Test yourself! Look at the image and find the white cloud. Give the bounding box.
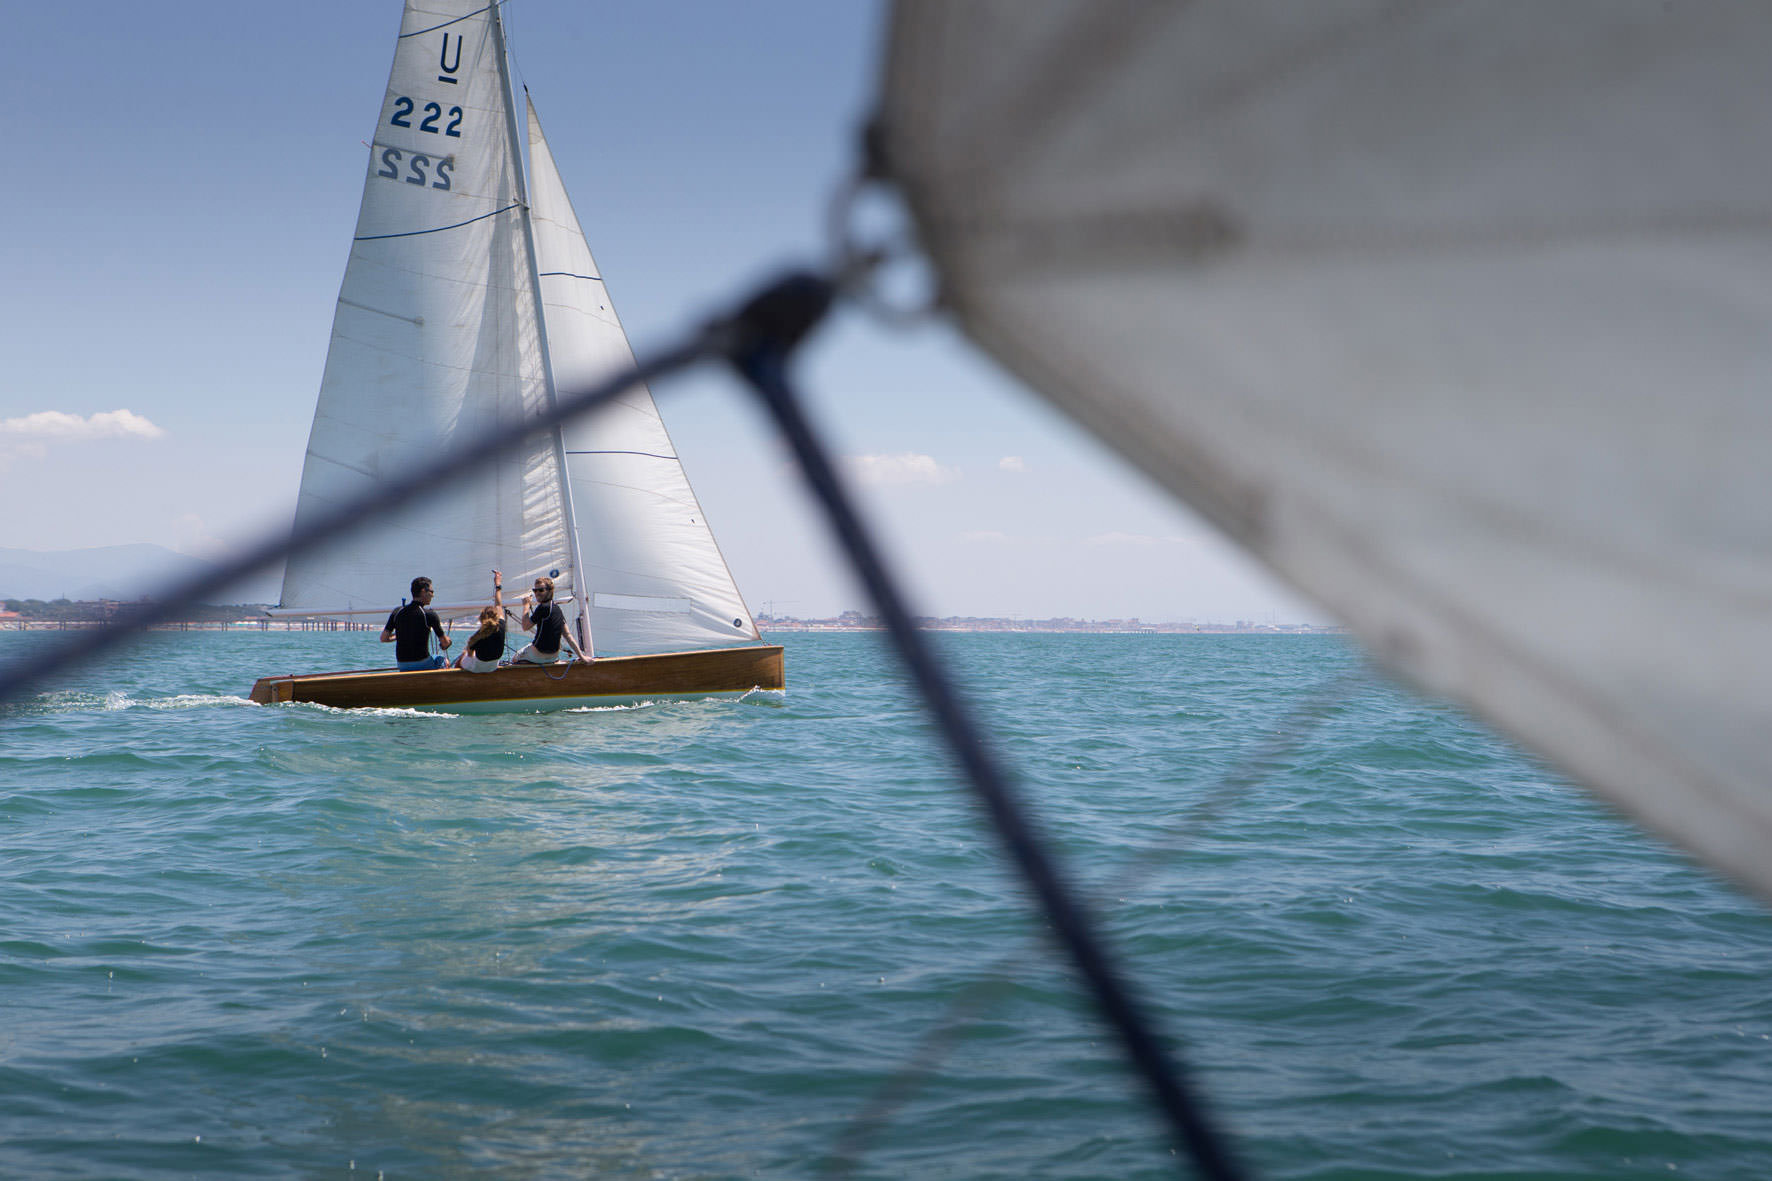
[0,409,166,467]
[847,452,960,487]
[174,513,230,560]
[0,409,165,442]
[997,455,1027,473]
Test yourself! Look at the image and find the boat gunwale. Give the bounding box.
[248,644,784,707]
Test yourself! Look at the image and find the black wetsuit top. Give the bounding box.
[469,619,507,662]
[385,602,445,663]
[528,601,566,654]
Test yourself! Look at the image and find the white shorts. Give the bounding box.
[458,650,500,673]
[513,643,561,665]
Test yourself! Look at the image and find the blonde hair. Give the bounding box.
[467,605,503,647]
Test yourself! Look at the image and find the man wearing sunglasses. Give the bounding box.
[514,575,585,665]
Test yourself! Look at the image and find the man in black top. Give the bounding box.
[380,575,452,670]
[514,574,585,664]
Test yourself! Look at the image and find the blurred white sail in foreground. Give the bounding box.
[878,0,1772,896]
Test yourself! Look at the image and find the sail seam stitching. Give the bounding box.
[398,5,496,38]
[354,203,520,242]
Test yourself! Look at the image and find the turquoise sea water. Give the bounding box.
[3,630,1769,1179]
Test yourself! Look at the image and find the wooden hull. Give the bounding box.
[248,645,784,713]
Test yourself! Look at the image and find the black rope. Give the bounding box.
[723,271,1248,1181]
[0,335,719,711]
[828,672,1361,1174]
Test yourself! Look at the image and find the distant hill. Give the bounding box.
[0,544,282,605]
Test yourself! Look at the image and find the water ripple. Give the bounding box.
[0,631,1768,1177]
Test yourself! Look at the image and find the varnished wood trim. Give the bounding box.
[249,645,784,711]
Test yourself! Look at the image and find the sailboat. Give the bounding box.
[249,0,781,712]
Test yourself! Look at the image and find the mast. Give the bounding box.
[490,0,595,656]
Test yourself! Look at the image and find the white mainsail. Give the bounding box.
[879,2,1772,898]
[282,0,568,622]
[526,98,760,656]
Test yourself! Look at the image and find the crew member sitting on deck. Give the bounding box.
[455,569,508,673]
[380,576,451,670]
[514,575,583,665]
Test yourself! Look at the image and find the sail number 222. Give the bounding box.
[391,98,463,137]
[378,95,462,191]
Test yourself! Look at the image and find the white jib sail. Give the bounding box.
[525,98,761,655]
[280,0,570,622]
[880,1,1772,899]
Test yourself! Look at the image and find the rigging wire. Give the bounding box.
[824,671,1365,1176]
[725,271,1248,1181]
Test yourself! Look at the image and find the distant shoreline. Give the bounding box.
[0,619,376,633]
[0,618,1342,636]
[0,600,1338,636]
[757,614,1340,635]
[763,624,1343,635]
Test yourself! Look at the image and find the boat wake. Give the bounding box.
[563,700,662,714]
[141,693,257,711]
[296,702,459,719]
[18,690,256,714]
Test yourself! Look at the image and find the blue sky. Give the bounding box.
[1,1,1318,624]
